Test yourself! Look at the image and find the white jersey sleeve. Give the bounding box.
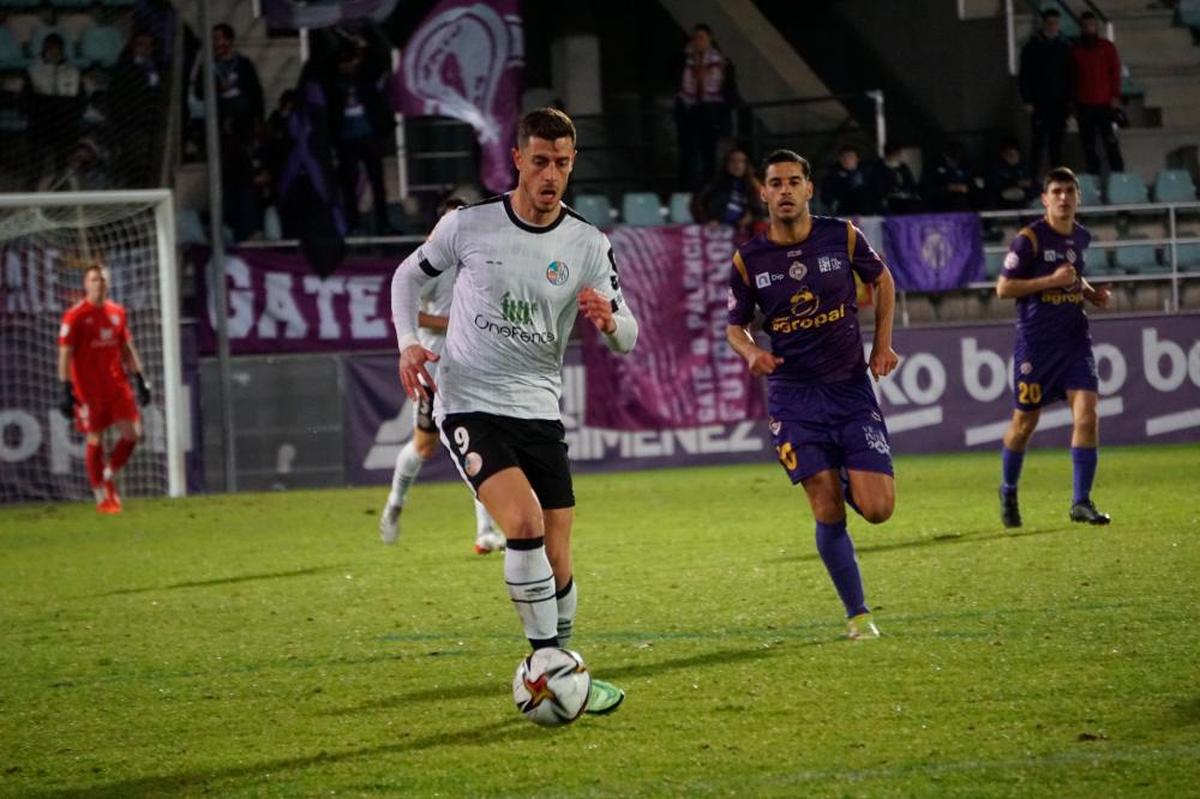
[589,232,638,353]
[391,211,461,351]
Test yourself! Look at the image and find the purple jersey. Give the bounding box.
[1002,218,1092,346]
[727,216,885,386]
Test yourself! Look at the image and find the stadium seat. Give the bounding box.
[1171,234,1200,269]
[1113,239,1163,274]
[176,209,208,245]
[571,194,614,227]
[668,192,693,224]
[1153,169,1197,203]
[621,192,663,227]
[0,28,28,70]
[4,15,42,48]
[56,15,97,46]
[30,27,71,63]
[1180,0,1200,29]
[0,107,28,133]
[1077,173,1102,207]
[263,206,283,241]
[1106,172,1148,205]
[984,250,1005,280]
[79,25,123,69]
[49,0,93,7]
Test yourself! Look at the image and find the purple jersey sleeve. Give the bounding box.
[727,250,756,326]
[1002,229,1037,279]
[848,223,885,283]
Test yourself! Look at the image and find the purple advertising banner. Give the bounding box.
[582,224,765,430]
[390,0,523,194]
[342,314,1200,485]
[881,213,986,292]
[193,247,405,355]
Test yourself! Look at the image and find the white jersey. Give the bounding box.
[417,264,456,356]
[392,193,637,421]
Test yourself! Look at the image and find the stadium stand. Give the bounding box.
[621,192,663,227]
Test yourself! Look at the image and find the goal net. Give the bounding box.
[0,190,183,504]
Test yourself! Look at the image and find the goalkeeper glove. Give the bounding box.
[59,381,76,419]
[134,372,152,406]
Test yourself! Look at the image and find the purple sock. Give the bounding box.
[1071,446,1098,504]
[1001,447,1025,495]
[815,520,868,618]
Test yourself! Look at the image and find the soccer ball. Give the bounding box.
[512,647,591,726]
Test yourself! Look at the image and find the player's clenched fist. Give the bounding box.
[577,288,616,334]
[744,346,785,376]
[398,344,439,402]
[1050,263,1077,288]
[869,345,900,380]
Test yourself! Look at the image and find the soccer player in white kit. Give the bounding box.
[390,108,638,715]
[379,196,503,553]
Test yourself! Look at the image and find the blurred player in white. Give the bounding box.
[390,108,637,715]
[379,196,502,553]
[57,264,152,513]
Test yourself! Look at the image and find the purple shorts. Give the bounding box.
[1012,338,1098,411]
[767,374,894,485]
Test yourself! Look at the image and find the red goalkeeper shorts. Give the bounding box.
[76,391,139,434]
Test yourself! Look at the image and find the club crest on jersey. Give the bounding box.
[1020,361,1033,376]
[1003,252,1020,271]
[863,425,890,455]
[546,261,569,286]
[1066,249,1077,264]
[464,452,483,477]
[788,261,808,281]
[755,272,771,289]
[727,288,738,310]
[109,314,120,326]
[769,418,782,435]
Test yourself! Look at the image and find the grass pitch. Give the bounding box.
[1,445,1198,798]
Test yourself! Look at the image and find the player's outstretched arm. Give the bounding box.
[996,264,1077,299]
[726,324,783,376]
[868,265,900,380]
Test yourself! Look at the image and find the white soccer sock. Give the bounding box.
[474,499,495,536]
[504,538,559,648]
[556,577,577,648]
[387,440,424,508]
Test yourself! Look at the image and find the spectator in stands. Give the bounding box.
[691,147,765,233]
[325,39,394,235]
[871,142,922,215]
[24,33,83,185]
[37,137,108,192]
[922,140,976,212]
[675,23,735,192]
[192,23,265,139]
[110,31,166,187]
[821,143,874,215]
[1019,8,1072,177]
[986,138,1038,210]
[1071,12,1125,175]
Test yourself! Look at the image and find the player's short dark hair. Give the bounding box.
[692,23,713,36]
[439,195,467,215]
[883,141,903,157]
[42,33,64,53]
[838,143,860,156]
[762,149,811,179]
[83,263,105,280]
[1042,166,1079,192]
[1080,11,1097,22]
[1040,7,1060,19]
[213,23,235,40]
[517,107,576,147]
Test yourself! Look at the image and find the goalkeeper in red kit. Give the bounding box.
[57,265,152,513]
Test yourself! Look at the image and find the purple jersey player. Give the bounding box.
[726,149,900,640]
[996,166,1113,528]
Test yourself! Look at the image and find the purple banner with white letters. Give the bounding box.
[390,0,523,194]
[340,314,1200,485]
[582,224,766,430]
[882,213,985,292]
[192,247,411,355]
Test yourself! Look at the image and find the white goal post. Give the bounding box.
[0,189,185,502]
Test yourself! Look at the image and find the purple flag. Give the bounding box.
[882,213,985,292]
[261,0,399,30]
[582,225,766,430]
[390,0,524,194]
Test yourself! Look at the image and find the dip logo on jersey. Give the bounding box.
[788,261,807,281]
[546,261,569,286]
[501,292,535,326]
[475,292,556,344]
[769,287,846,334]
[863,425,890,455]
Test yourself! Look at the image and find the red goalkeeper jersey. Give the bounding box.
[58,300,133,404]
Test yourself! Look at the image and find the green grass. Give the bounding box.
[1,445,1199,798]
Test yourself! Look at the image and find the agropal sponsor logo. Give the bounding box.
[769,287,846,334]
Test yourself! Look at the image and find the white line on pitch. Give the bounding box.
[1146,408,1200,436]
[964,396,1125,446]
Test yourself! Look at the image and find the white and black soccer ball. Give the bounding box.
[512,647,591,726]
